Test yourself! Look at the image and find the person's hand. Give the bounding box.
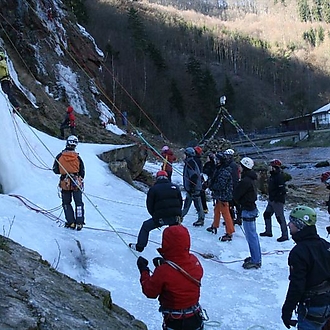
[191,191,200,198]
[153,257,165,267]
[137,256,149,273]
[282,311,297,329]
[283,319,297,329]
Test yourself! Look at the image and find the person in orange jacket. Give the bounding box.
[161,145,177,181]
[60,106,76,139]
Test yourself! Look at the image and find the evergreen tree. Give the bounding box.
[169,79,184,116]
[298,0,312,22]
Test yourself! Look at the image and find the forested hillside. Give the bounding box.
[70,0,328,142]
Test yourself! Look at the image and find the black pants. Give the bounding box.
[136,216,179,251]
[62,189,84,225]
[60,125,76,138]
[163,313,204,330]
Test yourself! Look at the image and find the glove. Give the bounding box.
[137,256,149,273]
[282,319,297,329]
[281,311,297,329]
[153,257,165,267]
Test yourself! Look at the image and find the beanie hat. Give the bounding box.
[67,106,74,113]
[289,216,307,231]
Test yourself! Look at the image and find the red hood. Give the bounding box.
[158,225,190,261]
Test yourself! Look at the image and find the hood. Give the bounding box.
[158,225,190,261]
[242,169,257,180]
[67,106,74,113]
[292,224,319,243]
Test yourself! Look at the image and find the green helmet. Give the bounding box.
[289,205,317,228]
[0,51,5,58]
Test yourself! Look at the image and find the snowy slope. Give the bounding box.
[1,91,330,330]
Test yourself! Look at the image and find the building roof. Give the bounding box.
[312,103,330,115]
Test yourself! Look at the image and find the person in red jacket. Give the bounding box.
[60,106,76,139]
[161,145,177,181]
[136,225,204,330]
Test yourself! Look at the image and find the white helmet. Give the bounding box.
[161,145,169,152]
[66,135,78,148]
[240,157,254,169]
[224,148,235,155]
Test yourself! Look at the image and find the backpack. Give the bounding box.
[58,151,80,175]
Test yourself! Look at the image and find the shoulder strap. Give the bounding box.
[165,260,201,287]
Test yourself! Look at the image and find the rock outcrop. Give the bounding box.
[0,235,146,330]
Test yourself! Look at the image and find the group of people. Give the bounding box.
[131,145,330,329]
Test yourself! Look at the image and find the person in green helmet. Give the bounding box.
[282,205,330,329]
[0,50,20,111]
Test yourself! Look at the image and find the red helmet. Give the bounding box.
[321,171,330,183]
[270,159,282,167]
[156,170,168,178]
[194,146,203,155]
[67,106,74,113]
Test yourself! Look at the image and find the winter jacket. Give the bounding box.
[228,159,240,189]
[183,156,202,193]
[146,177,183,220]
[161,149,176,173]
[209,164,233,202]
[203,159,215,179]
[0,58,9,81]
[53,148,85,179]
[282,226,330,320]
[60,111,75,129]
[140,225,203,310]
[233,169,258,211]
[194,155,203,172]
[268,168,286,203]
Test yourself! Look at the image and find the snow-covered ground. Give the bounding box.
[1,91,330,330]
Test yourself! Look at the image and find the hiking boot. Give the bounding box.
[129,243,144,252]
[76,224,83,231]
[220,233,232,242]
[65,222,76,229]
[193,219,204,227]
[243,261,261,269]
[259,232,273,237]
[277,236,289,242]
[244,256,252,263]
[206,226,217,234]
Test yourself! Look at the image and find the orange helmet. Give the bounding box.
[156,170,168,178]
[270,159,282,167]
[194,146,203,155]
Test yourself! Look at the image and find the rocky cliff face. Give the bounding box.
[0,0,154,188]
[0,0,125,143]
[0,235,146,329]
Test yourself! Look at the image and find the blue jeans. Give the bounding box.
[242,208,261,264]
[297,304,330,329]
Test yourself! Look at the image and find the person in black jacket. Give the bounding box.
[182,147,204,227]
[53,135,85,230]
[260,159,289,242]
[129,170,183,252]
[233,157,261,269]
[282,205,330,329]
